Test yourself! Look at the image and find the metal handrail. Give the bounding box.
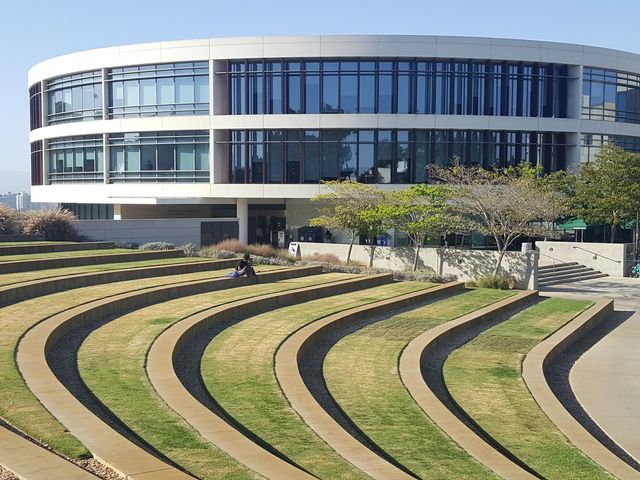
[571,245,621,264]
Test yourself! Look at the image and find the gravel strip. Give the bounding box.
[0,418,123,480]
[546,310,640,471]
[0,465,17,480]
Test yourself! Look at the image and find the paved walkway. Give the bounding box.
[542,277,640,463]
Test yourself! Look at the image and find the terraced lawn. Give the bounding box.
[201,281,433,480]
[78,273,360,480]
[1,265,281,458]
[0,248,135,262]
[443,298,611,480]
[324,288,514,480]
[0,256,212,287]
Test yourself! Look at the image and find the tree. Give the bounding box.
[310,181,384,265]
[430,162,567,279]
[378,184,456,270]
[570,144,640,243]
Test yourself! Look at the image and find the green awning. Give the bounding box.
[557,218,588,230]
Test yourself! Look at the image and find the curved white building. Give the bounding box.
[28,35,640,245]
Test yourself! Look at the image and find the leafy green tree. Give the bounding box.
[310,181,384,265]
[570,144,640,243]
[377,184,456,270]
[430,163,567,279]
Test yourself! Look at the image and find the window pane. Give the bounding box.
[195,76,209,104]
[141,145,156,170]
[126,145,140,171]
[340,74,357,113]
[378,72,392,114]
[322,73,339,113]
[359,74,375,113]
[287,65,301,113]
[304,130,320,182]
[195,143,209,171]
[305,65,319,113]
[177,144,194,170]
[124,80,139,106]
[158,77,175,105]
[141,79,156,106]
[158,144,174,170]
[175,77,194,103]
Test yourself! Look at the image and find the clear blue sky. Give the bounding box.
[1,0,639,192]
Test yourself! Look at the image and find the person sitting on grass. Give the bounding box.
[226,253,256,278]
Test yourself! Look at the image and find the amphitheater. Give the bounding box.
[0,241,638,480]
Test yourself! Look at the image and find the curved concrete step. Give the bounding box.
[0,249,183,274]
[275,281,464,480]
[147,273,394,480]
[16,266,320,480]
[0,258,239,306]
[399,291,540,480]
[0,241,115,256]
[522,300,640,479]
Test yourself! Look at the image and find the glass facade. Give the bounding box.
[228,59,568,117]
[582,68,640,123]
[108,131,209,182]
[226,129,567,184]
[29,83,42,130]
[31,141,43,186]
[581,133,640,163]
[47,136,104,183]
[45,71,102,125]
[108,63,209,118]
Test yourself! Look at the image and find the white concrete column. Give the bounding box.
[237,197,248,244]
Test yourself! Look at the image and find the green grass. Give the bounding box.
[443,298,612,480]
[201,282,431,480]
[0,248,138,263]
[201,281,433,480]
[78,273,360,480]
[324,288,514,480]
[0,256,211,287]
[0,265,280,458]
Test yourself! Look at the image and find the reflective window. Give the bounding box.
[226,129,567,183]
[47,135,103,183]
[45,71,102,125]
[227,58,568,118]
[580,133,640,163]
[108,131,209,182]
[582,67,640,124]
[29,83,42,130]
[108,62,209,118]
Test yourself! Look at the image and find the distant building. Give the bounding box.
[27,35,640,245]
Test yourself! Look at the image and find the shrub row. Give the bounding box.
[0,206,77,241]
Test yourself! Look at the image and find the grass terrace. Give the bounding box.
[0,256,210,287]
[443,297,612,480]
[201,281,433,480]
[78,273,361,480]
[0,264,281,458]
[0,248,144,263]
[323,288,514,480]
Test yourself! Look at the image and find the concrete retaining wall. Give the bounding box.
[0,241,115,256]
[536,241,634,277]
[74,218,235,248]
[296,242,537,289]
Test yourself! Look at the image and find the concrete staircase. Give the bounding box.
[538,262,608,288]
